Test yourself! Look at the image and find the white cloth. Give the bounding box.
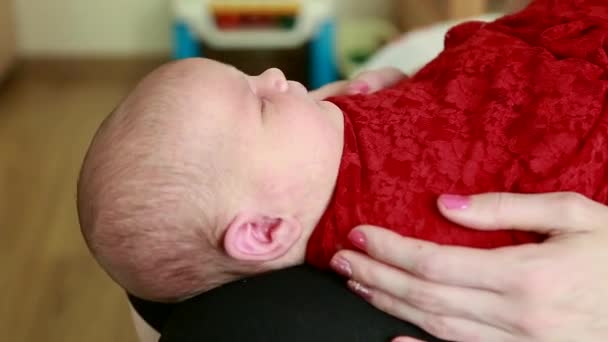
[353,13,503,76]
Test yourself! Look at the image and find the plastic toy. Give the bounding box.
[171,0,338,89]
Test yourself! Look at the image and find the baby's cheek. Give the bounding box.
[276,99,338,146]
[300,115,332,141]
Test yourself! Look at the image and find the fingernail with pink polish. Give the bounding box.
[347,81,370,95]
[348,230,367,250]
[329,256,352,277]
[393,338,425,342]
[347,280,372,300]
[439,194,471,210]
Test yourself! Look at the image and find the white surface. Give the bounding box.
[355,13,503,77]
[14,0,395,56]
[173,0,334,49]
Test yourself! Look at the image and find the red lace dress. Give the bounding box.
[307,0,608,268]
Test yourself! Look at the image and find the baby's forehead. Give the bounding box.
[180,64,252,111]
[138,61,241,107]
[134,59,241,99]
[168,64,248,105]
[108,59,251,148]
[183,59,243,83]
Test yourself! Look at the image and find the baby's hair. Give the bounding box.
[77,61,247,301]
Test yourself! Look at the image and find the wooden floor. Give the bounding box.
[0,58,167,342]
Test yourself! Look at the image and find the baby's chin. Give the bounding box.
[318,100,344,130]
[314,98,336,113]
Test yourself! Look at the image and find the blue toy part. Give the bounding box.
[309,19,338,89]
[173,21,202,59]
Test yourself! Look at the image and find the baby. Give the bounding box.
[78,0,608,302]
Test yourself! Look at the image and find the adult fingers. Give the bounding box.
[332,249,514,329]
[348,67,408,94]
[346,226,514,290]
[437,192,605,235]
[352,284,515,342]
[392,338,425,342]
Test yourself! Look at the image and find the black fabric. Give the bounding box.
[132,265,448,342]
[128,293,175,333]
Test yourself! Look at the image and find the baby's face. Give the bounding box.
[194,59,344,222]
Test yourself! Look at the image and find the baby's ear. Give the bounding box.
[223,213,302,262]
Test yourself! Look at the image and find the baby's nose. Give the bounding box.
[256,68,288,94]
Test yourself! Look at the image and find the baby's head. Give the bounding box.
[77,58,343,302]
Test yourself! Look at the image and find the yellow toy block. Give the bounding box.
[210,1,300,16]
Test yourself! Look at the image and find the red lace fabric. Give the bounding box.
[306,0,608,268]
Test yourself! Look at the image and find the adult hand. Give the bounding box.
[330,192,608,342]
[347,67,407,94]
[309,67,406,100]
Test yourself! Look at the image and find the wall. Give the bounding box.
[335,0,398,23]
[0,0,17,74]
[15,0,172,57]
[14,0,395,57]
